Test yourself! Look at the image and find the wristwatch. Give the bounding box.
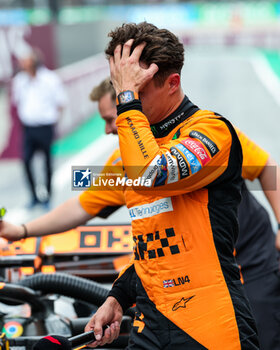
[117,90,139,105]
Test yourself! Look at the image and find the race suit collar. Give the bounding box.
[150,95,199,138]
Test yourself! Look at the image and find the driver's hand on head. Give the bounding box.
[109,39,159,95]
[85,296,123,348]
[0,221,25,241]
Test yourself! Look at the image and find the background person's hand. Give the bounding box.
[85,296,123,348]
[0,221,25,241]
[110,39,158,95]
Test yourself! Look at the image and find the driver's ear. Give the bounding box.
[167,73,180,95]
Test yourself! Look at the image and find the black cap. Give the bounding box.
[32,335,72,350]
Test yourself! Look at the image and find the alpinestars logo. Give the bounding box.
[172,295,195,311]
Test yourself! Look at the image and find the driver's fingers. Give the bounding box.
[121,39,134,59]
[113,320,120,335]
[85,319,102,348]
[99,326,111,346]
[92,321,103,342]
[85,318,95,333]
[130,42,146,62]
[109,57,116,78]
[145,63,159,80]
[109,321,120,343]
[99,322,120,346]
[113,44,122,65]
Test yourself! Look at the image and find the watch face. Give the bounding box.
[119,91,134,104]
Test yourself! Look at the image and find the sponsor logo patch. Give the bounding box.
[126,116,149,159]
[159,112,185,131]
[172,296,195,311]
[189,130,219,156]
[142,155,161,185]
[172,128,181,140]
[133,312,145,333]
[174,144,202,175]
[170,146,190,179]
[154,155,168,187]
[180,138,211,166]
[165,151,179,184]
[129,197,173,221]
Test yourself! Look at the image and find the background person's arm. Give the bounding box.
[259,156,280,249]
[0,197,92,241]
[236,126,280,250]
[0,149,125,242]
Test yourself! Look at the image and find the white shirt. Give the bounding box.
[12,66,67,126]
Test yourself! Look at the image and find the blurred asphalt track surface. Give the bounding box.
[0,46,279,229]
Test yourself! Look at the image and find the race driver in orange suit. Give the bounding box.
[85,22,260,349]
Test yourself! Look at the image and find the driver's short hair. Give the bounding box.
[105,22,184,87]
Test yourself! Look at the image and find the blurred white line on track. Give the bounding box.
[250,53,280,108]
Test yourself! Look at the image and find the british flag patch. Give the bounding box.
[163,279,174,288]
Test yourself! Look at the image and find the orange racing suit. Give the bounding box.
[80,96,259,349]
